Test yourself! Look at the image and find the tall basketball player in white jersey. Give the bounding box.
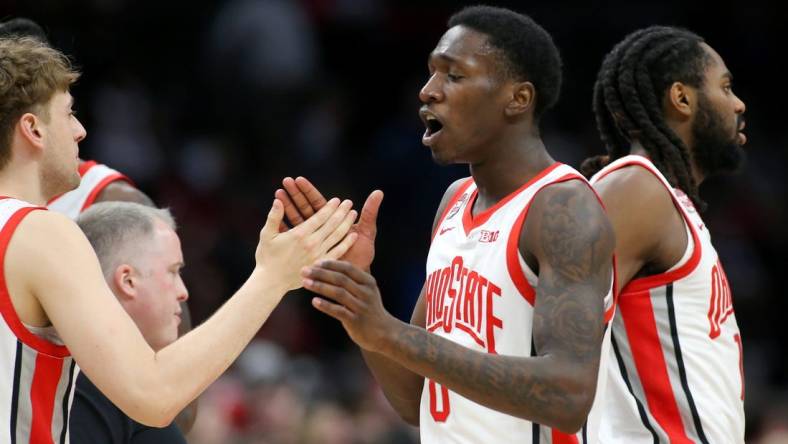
[279,6,615,443]
[0,37,358,443]
[580,26,747,443]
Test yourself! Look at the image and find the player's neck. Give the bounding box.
[629,141,706,184]
[665,119,707,184]
[468,132,554,210]
[0,163,48,205]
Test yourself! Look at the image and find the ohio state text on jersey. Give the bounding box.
[419,163,615,444]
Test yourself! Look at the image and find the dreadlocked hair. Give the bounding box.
[580,26,711,211]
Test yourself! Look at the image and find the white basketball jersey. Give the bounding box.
[419,163,615,444]
[47,160,130,219]
[591,155,745,444]
[0,198,79,444]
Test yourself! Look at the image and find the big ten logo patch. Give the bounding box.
[479,230,499,243]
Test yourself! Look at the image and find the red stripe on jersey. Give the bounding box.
[29,353,64,444]
[552,429,580,444]
[80,173,131,212]
[77,160,98,177]
[0,207,70,357]
[607,255,619,324]
[431,178,474,242]
[620,288,694,443]
[505,173,584,306]
[506,202,536,305]
[462,163,561,236]
[734,334,745,400]
[594,158,702,294]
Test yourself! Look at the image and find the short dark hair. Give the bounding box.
[0,18,49,44]
[448,5,562,119]
[580,26,710,210]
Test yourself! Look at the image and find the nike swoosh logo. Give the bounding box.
[440,227,455,235]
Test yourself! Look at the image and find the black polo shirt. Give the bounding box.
[69,373,187,444]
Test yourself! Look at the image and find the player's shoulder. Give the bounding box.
[443,177,471,199]
[12,208,87,251]
[523,177,615,263]
[432,177,471,225]
[429,177,471,234]
[593,163,674,217]
[594,163,667,198]
[531,177,603,216]
[435,177,471,213]
[4,209,95,290]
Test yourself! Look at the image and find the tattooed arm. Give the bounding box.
[302,180,614,432]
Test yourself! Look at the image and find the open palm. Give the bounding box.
[276,177,383,271]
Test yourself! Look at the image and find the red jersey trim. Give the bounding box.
[595,158,702,295]
[431,178,474,242]
[0,206,71,357]
[48,161,132,208]
[78,160,98,177]
[607,255,619,323]
[80,173,131,212]
[462,163,561,236]
[505,173,584,306]
[619,288,694,443]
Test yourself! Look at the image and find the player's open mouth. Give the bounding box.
[420,109,444,145]
[737,121,746,145]
[425,116,443,135]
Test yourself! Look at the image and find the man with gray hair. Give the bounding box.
[70,201,189,442]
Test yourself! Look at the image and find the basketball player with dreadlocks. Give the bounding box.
[580,26,747,443]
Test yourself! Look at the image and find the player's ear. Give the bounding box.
[505,81,535,118]
[666,81,694,120]
[17,112,46,150]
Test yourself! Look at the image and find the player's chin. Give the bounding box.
[429,144,460,166]
[430,150,452,166]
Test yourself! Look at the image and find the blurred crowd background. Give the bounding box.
[2,0,785,442]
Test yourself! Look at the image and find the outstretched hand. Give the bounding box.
[276,177,383,271]
[257,198,357,291]
[302,260,399,352]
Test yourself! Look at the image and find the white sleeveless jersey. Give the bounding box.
[0,198,79,444]
[591,155,744,444]
[419,163,615,444]
[47,160,130,219]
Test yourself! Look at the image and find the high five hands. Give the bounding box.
[277,177,397,351]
